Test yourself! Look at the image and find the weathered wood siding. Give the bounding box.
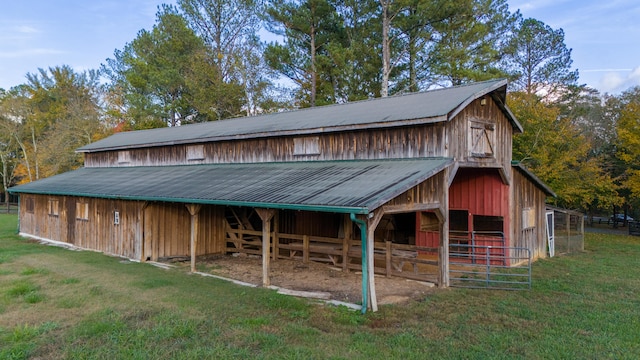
[84,123,448,167]
[382,170,447,210]
[449,97,514,180]
[18,195,226,262]
[142,203,226,261]
[511,169,548,260]
[19,194,144,260]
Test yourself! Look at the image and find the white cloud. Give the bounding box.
[15,25,39,34]
[598,67,640,93]
[0,48,64,59]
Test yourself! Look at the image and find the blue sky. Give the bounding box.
[1,0,638,94]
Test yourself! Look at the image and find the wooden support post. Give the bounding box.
[303,235,310,263]
[272,211,279,261]
[186,204,202,273]
[367,210,384,312]
[435,173,450,287]
[342,214,352,272]
[385,241,392,277]
[255,208,275,287]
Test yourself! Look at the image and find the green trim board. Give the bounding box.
[10,158,453,214]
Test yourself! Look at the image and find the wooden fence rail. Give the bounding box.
[225,228,439,283]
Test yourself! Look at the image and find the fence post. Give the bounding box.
[486,247,491,287]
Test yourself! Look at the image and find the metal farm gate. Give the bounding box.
[449,243,532,290]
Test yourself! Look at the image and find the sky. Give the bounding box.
[0,0,639,94]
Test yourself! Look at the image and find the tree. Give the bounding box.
[264,0,346,107]
[505,18,579,98]
[510,92,618,210]
[23,66,104,177]
[0,66,105,182]
[0,91,21,206]
[178,0,262,82]
[616,87,640,200]
[428,0,518,86]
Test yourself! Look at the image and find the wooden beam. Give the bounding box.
[342,214,352,272]
[382,202,440,214]
[367,210,384,312]
[438,169,450,287]
[272,211,279,261]
[186,204,202,273]
[255,208,276,287]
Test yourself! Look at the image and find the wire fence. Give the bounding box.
[550,208,584,254]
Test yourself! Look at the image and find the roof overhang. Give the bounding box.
[512,162,556,197]
[10,158,454,215]
[447,79,523,133]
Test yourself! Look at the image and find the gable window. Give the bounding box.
[25,197,35,214]
[76,202,89,221]
[187,145,205,161]
[293,137,320,156]
[117,151,131,164]
[469,121,495,158]
[48,199,59,217]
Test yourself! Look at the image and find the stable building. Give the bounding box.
[9,79,554,312]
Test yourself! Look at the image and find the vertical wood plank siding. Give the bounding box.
[511,170,548,260]
[18,195,226,262]
[19,194,144,260]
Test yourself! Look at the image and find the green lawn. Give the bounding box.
[1,213,639,359]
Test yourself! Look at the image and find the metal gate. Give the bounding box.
[449,244,531,290]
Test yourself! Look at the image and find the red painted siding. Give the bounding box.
[417,168,510,250]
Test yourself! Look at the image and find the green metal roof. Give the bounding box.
[10,158,453,214]
[78,79,521,153]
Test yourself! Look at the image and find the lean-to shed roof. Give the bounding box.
[10,158,453,214]
[78,79,521,153]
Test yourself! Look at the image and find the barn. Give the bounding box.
[9,79,554,312]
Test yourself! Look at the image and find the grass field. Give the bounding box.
[1,213,639,359]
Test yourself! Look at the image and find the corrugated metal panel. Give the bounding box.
[78,80,512,152]
[10,158,453,214]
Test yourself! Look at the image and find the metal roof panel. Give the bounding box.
[10,158,453,213]
[78,79,511,152]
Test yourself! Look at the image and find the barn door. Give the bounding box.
[469,121,495,157]
[545,211,555,257]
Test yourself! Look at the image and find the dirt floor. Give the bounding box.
[186,254,436,306]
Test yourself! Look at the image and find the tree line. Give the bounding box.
[1,0,639,218]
